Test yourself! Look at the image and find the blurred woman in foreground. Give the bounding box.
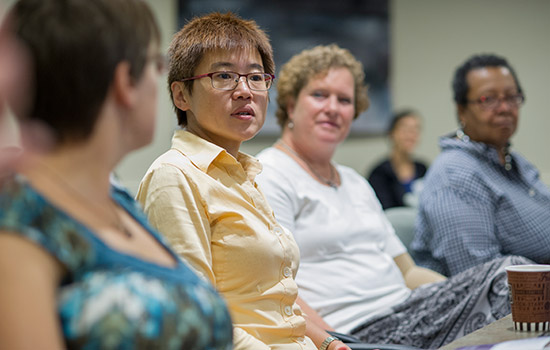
[0,1,232,349]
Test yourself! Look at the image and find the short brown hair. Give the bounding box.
[168,12,274,126]
[276,44,369,128]
[11,0,160,144]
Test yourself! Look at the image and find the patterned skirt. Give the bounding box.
[351,255,532,349]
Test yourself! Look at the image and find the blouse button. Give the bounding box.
[297,337,306,345]
[529,188,536,197]
[284,305,293,316]
[273,227,283,236]
[283,266,292,278]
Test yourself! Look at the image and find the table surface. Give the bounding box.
[439,314,547,349]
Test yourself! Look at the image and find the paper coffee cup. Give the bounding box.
[506,264,550,331]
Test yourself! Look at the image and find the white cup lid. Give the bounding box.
[505,264,550,272]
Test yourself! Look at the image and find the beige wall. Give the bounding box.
[3,0,549,192]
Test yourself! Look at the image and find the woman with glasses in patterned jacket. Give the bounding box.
[411,54,550,277]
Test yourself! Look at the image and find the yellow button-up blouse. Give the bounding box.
[136,130,315,350]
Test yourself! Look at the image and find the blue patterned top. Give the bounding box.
[0,175,233,350]
[411,136,550,276]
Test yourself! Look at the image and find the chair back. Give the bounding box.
[384,206,417,250]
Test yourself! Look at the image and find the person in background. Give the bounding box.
[367,110,427,209]
[0,1,232,349]
[136,12,345,350]
[256,44,531,349]
[411,54,550,277]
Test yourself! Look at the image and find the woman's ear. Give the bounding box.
[171,81,191,111]
[286,98,295,120]
[112,61,136,107]
[113,61,136,106]
[457,105,467,127]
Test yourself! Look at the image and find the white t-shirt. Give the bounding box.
[256,147,411,333]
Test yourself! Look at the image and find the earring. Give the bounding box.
[456,127,470,142]
[287,120,294,129]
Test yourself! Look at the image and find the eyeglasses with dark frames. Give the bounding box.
[180,71,275,91]
[467,93,525,110]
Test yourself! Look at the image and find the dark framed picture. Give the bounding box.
[177,0,390,137]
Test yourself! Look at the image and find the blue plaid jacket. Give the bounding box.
[411,135,550,276]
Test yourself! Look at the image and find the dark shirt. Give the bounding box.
[367,159,427,210]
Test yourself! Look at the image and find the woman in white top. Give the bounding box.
[256,44,530,349]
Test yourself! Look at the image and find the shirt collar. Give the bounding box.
[171,129,262,181]
[439,134,513,169]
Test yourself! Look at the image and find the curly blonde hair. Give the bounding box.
[276,44,369,128]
